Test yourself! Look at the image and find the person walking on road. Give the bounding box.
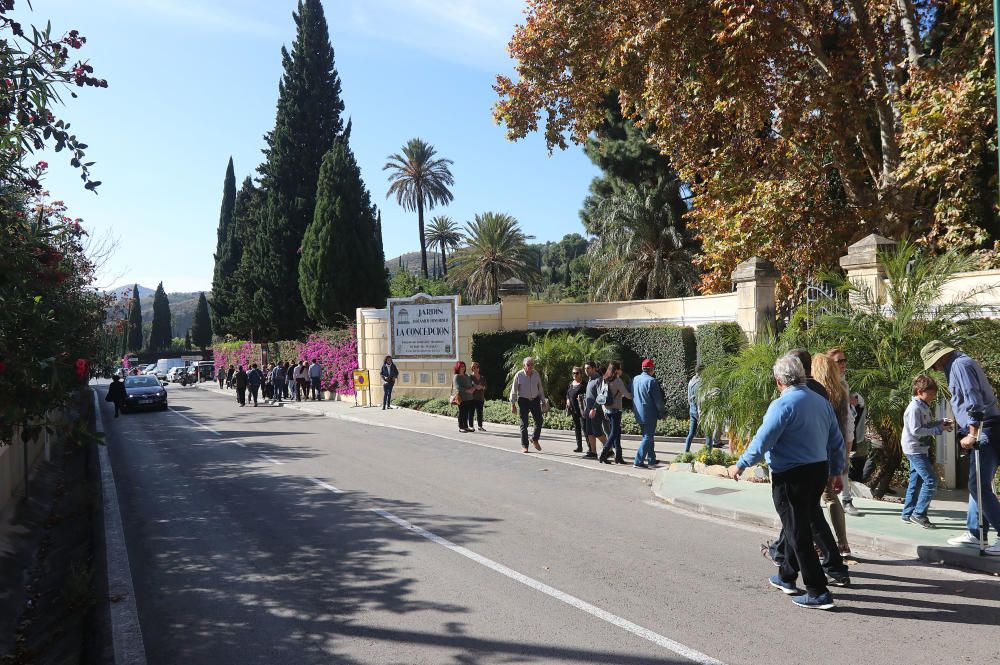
[453,361,475,433]
[380,355,399,410]
[599,361,631,465]
[510,356,546,452]
[582,361,607,459]
[226,364,235,390]
[247,363,263,407]
[270,363,285,404]
[106,374,126,418]
[632,359,665,468]
[828,347,864,517]
[922,340,1000,554]
[812,352,853,556]
[566,366,587,452]
[734,353,846,610]
[234,365,248,407]
[217,366,225,390]
[683,365,713,452]
[468,362,487,431]
[281,361,292,400]
[308,358,322,401]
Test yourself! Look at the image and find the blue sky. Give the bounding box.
[22,0,599,293]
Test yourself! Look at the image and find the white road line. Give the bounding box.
[259,454,284,465]
[306,477,344,494]
[370,507,728,665]
[167,406,221,436]
[92,389,148,665]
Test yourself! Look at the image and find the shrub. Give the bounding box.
[673,447,737,466]
[695,322,745,367]
[505,330,620,402]
[471,330,530,399]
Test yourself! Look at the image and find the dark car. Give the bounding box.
[123,375,168,412]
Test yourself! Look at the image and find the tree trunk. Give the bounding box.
[868,427,902,498]
[417,194,429,279]
[441,244,448,277]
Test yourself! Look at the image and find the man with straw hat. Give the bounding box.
[921,340,1000,555]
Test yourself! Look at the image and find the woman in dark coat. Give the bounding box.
[106,374,127,418]
[234,365,248,407]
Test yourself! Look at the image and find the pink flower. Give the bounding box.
[36,161,48,170]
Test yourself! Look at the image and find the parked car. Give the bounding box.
[155,358,186,380]
[122,375,168,412]
[166,367,187,383]
[142,364,158,375]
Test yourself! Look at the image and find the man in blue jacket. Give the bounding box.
[735,352,846,610]
[632,358,665,468]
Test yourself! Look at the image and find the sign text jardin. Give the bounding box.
[388,294,458,361]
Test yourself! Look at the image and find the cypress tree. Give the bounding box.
[125,284,143,353]
[210,158,238,333]
[250,0,345,339]
[148,282,172,351]
[230,177,267,339]
[190,292,214,350]
[299,140,387,326]
[184,330,192,351]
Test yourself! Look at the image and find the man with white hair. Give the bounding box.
[735,353,846,610]
[510,356,546,453]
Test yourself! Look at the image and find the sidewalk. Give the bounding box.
[651,469,1000,575]
[194,382,999,575]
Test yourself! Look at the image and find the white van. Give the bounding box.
[155,358,186,380]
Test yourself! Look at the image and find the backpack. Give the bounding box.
[596,380,609,406]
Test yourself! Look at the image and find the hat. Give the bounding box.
[641,358,655,370]
[921,340,955,370]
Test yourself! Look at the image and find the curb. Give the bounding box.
[651,469,1000,576]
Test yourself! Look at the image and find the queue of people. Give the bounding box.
[220,359,327,406]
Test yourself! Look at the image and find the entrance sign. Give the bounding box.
[388,293,459,361]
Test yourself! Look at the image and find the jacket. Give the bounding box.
[632,372,665,423]
[380,362,399,384]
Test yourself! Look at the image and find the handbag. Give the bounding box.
[450,392,462,406]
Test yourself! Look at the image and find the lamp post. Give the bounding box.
[995,0,1000,202]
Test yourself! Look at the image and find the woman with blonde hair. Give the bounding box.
[812,351,852,555]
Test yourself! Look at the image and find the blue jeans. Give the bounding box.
[634,419,657,465]
[601,410,623,460]
[683,415,713,453]
[382,382,393,408]
[965,431,1000,538]
[901,453,937,519]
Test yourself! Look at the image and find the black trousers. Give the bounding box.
[517,397,543,448]
[771,461,830,596]
[570,412,583,449]
[236,387,246,405]
[770,514,848,575]
[457,401,472,429]
[249,384,259,405]
[465,399,484,428]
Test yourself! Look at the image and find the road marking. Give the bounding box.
[92,389,148,665]
[168,407,221,436]
[259,454,284,465]
[306,477,344,494]
[371,507,728,665]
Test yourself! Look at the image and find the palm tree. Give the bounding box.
[383,138,455,279]
[587,178,698,301]
[424,215,463,277]
[505,331,620,401]
[448,212,541,304]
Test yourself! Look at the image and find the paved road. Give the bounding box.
[97,383,1000,665]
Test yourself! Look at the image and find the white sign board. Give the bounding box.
[388,294,459,361]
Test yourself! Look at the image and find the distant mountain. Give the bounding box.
[386,251,423,275]
[107,287,209,338]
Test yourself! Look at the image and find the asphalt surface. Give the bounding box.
[96,382,1000,665]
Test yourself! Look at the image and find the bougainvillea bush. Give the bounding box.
[212,329,357,395]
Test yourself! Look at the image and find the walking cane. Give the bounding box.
[969,409,988,556]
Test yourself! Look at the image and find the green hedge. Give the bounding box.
[695,322,745,368]
[600,326,696,418]
[470,325,696,418]
[395,397,689,436]
[471,330,530,399]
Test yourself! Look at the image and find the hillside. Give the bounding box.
[108,286,208,338]
[385,251,423,275]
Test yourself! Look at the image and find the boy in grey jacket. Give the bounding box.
[901,374,953,528]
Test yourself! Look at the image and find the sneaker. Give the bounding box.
[948,532,981,547]
[532,438,542,451]
[792,591,835,610]
[583,452,597,459]
[985,542,1000,556]
[768,575,798,595]
[900,516,912,524]
[478,426,486,431]
[633,462,648,469]
[843,501,863,517]
[826,572,850,587]
[909,514,935,529]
